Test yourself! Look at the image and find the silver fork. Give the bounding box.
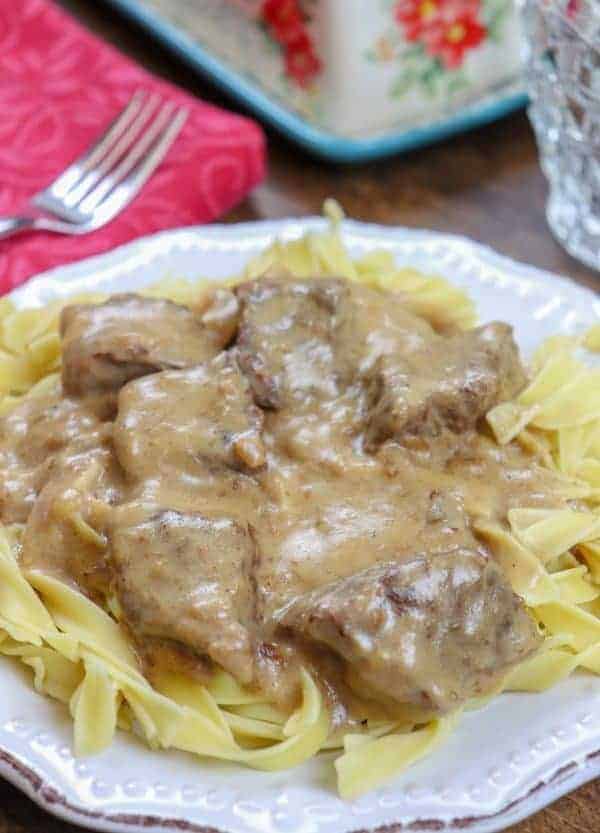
[0,91,188,240]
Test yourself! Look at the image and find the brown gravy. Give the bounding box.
[0,278,566,726]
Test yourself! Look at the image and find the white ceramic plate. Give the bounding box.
[1,219,599,833]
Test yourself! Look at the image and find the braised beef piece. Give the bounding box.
[365,322,527,448]
[60,291,239,396]
[234,280,525,448]
[110,503,256,684]
[235,276,350,408]
[333,282,437,378]
[113,353,266,482]
[0,389,111,524]
[277,547,541,713]
[111,353,265,684]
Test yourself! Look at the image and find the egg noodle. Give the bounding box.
[0,205,598,799]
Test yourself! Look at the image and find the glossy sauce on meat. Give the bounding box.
[60,292,238,398]
[0,278,563,725]
[0,387,113,524]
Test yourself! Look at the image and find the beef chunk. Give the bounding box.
[110,503,256,684]
[365,323,527,447]
[111,352,265,685]
[0,389,111,524]
[334,282,437,377]
[235,276,350,408]
[114,353,266,483]
[277,548,541,713]
[60,292,237,396]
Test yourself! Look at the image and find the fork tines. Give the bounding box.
[33,91,188,224]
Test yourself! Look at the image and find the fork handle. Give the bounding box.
[0,216,39,240]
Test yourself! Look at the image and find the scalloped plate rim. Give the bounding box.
[1,219,599,833]
[0,745,599,833]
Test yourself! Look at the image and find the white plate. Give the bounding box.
[1,220,599,833]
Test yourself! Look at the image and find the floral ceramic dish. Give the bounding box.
[102,0,526,161]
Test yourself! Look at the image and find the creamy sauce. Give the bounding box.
[0,278,565,725]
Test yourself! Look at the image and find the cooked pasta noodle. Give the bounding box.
[0,205,598,799]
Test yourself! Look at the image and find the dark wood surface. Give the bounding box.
[1,2,597,832]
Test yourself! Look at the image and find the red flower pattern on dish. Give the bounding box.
[261,0,322,87]
[421,11,486,68]
[285,33,322,87]
[395,0,440,41]
[394,0,487,67]
[261,0,303,44]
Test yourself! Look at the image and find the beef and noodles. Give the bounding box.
[3,275,566,728]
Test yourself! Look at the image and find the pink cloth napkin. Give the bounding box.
[0,0,266,293]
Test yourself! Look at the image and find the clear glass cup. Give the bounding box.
[521,0,600,270]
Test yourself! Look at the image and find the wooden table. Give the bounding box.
[1,2,597,832]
